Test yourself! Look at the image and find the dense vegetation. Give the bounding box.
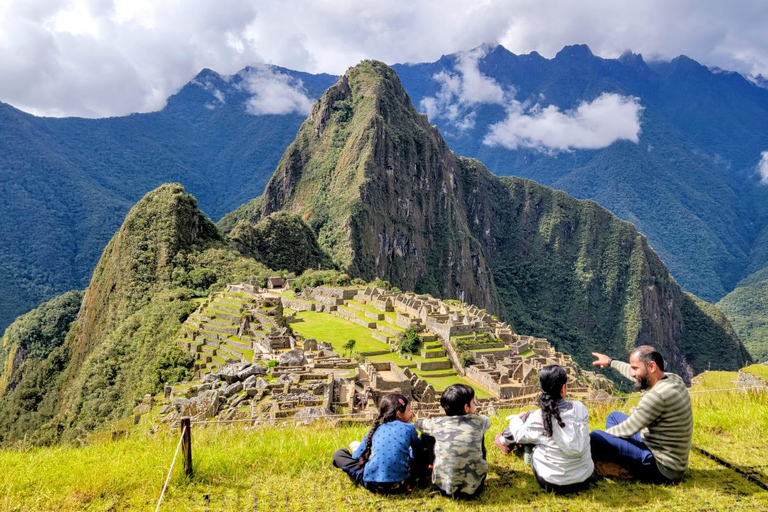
[228,211,333,274]
[718,267,768,362]
[0,184,276,445]
[4,45,768,354]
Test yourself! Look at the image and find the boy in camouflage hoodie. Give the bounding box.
[414,384,491,498]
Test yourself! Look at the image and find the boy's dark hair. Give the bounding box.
[360,393,409,462]
[538,365,567,437]
[440,383,475,416]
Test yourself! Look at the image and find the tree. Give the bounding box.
[343,339,357,357]
[397,328,422,355]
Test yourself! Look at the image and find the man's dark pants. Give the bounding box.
[589,411,669,483]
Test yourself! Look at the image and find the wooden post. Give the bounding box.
[180,416,193,478]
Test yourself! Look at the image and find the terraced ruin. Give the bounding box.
[166,283,610,423]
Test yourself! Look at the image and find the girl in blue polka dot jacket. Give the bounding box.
[332,393,422,494]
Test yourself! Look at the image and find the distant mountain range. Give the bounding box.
[2,44,768,360]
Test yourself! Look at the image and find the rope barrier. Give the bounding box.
[180,385,766,426]
[155,425,187,512]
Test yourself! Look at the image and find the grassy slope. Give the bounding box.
[1,372,766,511]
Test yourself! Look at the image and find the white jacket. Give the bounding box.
[504,401,593,486]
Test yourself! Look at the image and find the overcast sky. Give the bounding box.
[2,0,768,118]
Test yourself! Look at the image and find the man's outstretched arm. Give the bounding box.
[591,352,633,381]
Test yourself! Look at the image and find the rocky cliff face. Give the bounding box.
[257,61,749,376]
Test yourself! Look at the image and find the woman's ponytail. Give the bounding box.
[537,365,567,437]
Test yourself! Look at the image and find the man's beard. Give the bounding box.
[634,374,650,391]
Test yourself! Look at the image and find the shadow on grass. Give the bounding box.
[679,468,768,497]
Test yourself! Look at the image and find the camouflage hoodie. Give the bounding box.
[415,414,491,496]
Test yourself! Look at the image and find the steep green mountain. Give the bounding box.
[228,211,333,274]
[718,266,768,362]
[0,290,83,397]
[256,60,750,377]
[0,68,337,334]
[0,184,274,444]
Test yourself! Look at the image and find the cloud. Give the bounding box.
[2,0,768,117]
[758,151,768,184]
[484,93,644,151]
[421,47,643,151]
[420,46,507,130]
[240,65,313,115]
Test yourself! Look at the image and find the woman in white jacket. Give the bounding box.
[494,365,594,493]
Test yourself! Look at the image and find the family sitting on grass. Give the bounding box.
[332,345,693,498]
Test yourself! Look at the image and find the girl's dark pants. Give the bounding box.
[332,448,415,495]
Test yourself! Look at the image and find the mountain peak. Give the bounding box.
[554,44,595,60]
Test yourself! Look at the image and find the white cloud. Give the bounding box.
[484,93,644,151]
[2,0,768,117]
[240,65,313,115]
[421,47,643,151]
[420,45,508,130]
[758,151,768,184]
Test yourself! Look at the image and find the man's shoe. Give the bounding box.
[494,433,511,454]
[593,460,633,479]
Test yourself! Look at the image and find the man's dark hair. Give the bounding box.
[440,383,475,416]
[631,345,665,371]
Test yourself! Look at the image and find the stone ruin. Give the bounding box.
[153,282,609,425]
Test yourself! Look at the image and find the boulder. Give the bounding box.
[318,342,333,351]
[279,349,307,366]
[202,373,217,383]
[230,395,250,408]
[303,338,318,352]
[294,407,332,425]
[243,375,257,389]
[222,382,243,398]
[277,373,295,384]
[255,377,269,389]
[237,364,266,381]
[172,398,190,414]
[219,363,250,383]
[160,404,172,415]
[187,390,220,419]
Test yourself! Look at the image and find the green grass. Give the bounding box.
[743,364,768,380]
[366,352,416,367]
[290,311,391,354]
[416,375,494,399]
[1,373,765,511]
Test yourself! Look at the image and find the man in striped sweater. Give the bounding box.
[589,346,693,482]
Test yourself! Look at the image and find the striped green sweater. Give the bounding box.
[607,360,693,480]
